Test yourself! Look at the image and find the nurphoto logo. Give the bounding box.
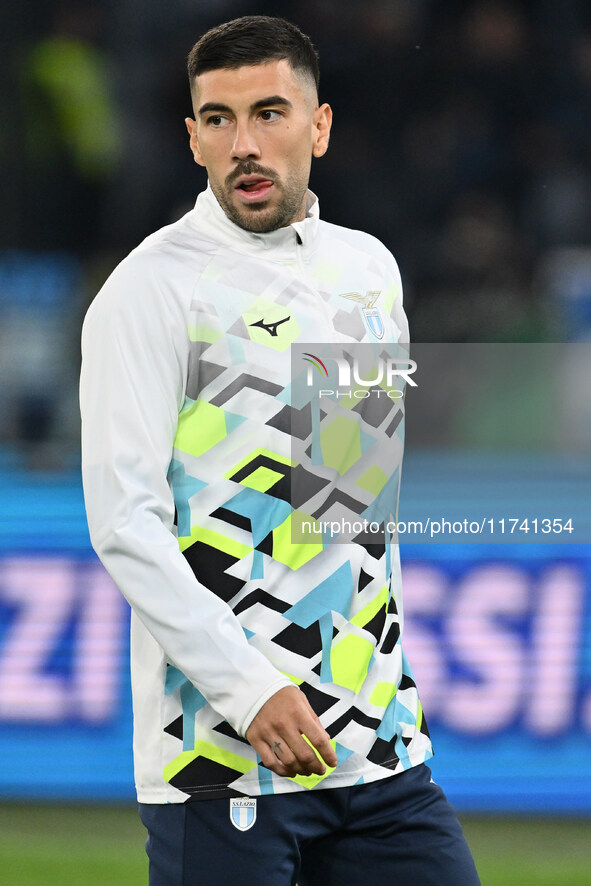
[302,352,417,400]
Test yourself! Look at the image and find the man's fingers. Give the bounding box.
[254,733,328,778]
[265,735,315,775]
[245,686,338,777]
[270,739,299,769]
[289,733,328,775]
[300,702,338,768]
[252,739,291,776]
[255,739,311,778]
[303,729,338,769]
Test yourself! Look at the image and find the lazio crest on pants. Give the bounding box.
[230,798,257,831]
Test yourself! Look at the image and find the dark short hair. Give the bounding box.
[187,16,320,94]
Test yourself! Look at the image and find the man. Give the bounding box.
[80,15,480,886]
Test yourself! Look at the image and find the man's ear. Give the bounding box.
[185,117,206,167]
[312,103,332,158]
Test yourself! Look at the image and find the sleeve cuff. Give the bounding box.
[238,676,296,737]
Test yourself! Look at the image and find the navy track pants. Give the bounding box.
[139,763,481,886]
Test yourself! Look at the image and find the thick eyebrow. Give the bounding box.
[198,95,293,117]
[198,102,233,117]
[251,95,293,111]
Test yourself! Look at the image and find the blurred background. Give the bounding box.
[1,1,590,883]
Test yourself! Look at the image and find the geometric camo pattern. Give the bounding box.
[162,236,432,800]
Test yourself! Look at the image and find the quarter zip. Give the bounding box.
[292,231,342,345]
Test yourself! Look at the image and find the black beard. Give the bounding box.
[219,192,305,233]
[212,164,307,233]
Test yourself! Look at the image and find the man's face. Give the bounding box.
[185,59,332,233]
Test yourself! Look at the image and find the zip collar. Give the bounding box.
[188,183,320,261]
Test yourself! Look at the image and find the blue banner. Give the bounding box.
[399,543,591,812]
[0,470,590,810]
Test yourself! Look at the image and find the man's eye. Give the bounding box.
[207,115,228,127]
[260,110,281,122]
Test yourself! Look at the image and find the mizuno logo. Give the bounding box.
[249,316,291,337]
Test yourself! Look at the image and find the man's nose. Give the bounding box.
[231,120,261,160]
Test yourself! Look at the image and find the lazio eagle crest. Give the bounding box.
[341,291,384,340]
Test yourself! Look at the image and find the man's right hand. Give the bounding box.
[245,686,338,778]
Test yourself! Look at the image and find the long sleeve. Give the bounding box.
[79,190,433,802]
[80,253,292,737]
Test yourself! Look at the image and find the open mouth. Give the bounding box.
[234,175,274,201]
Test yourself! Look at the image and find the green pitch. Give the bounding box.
[0,803,590,885]
[0,804,146,886]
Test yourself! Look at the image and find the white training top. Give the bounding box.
[80,186,432,802]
